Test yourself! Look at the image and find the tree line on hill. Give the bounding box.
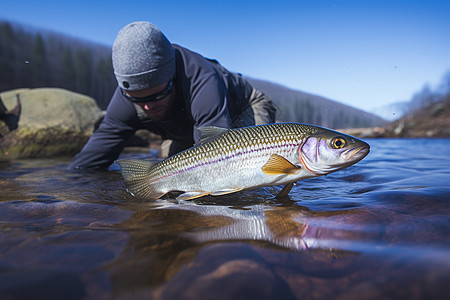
[405,71,450,116]
[374,70,450,122]
[1,20,387,128]
[245,77,385,128]
[0,20,116,109]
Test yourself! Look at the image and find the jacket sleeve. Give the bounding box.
[68,89,138,170]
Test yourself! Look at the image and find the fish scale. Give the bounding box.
[117,123,370,200]
[150,124,305,180]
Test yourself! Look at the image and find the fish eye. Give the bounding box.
[331,137,346,149]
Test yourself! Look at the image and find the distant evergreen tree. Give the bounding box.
[61,47,76,90]
[95,56,115,109]
[73,48,93,94]
[0,22,15,88]
[31,34,48,86]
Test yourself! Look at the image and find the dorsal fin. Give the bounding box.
[196,126,229,145]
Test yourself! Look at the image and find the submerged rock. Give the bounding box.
[0,88,102,159]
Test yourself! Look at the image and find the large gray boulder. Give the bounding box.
[0,88,102,159]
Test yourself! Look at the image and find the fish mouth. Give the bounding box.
[342,146,370,161]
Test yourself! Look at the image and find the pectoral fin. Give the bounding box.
[261,154,301,175]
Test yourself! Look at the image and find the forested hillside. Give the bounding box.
[0,20,385,128]
[0,20,116,109]
[246,78,385,128]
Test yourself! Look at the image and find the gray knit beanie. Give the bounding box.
[112,21,175,90]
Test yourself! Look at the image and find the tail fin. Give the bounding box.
[116,159,165,200]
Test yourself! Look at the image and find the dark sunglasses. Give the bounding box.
[121,80,173,103]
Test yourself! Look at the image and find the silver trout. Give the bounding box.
[116,122,370,200]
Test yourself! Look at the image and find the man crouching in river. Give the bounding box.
[69,21,275,170]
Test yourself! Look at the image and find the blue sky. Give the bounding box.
[1,0,449,114]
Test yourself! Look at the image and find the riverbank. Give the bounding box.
[341,98,450,138]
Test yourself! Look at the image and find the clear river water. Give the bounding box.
[0,138,449,299]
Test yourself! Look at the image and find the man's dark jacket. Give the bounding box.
[69,45,254,170]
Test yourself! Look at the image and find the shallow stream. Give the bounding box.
[1,139,449,299]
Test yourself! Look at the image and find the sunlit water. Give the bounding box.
[1,139,449,299]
